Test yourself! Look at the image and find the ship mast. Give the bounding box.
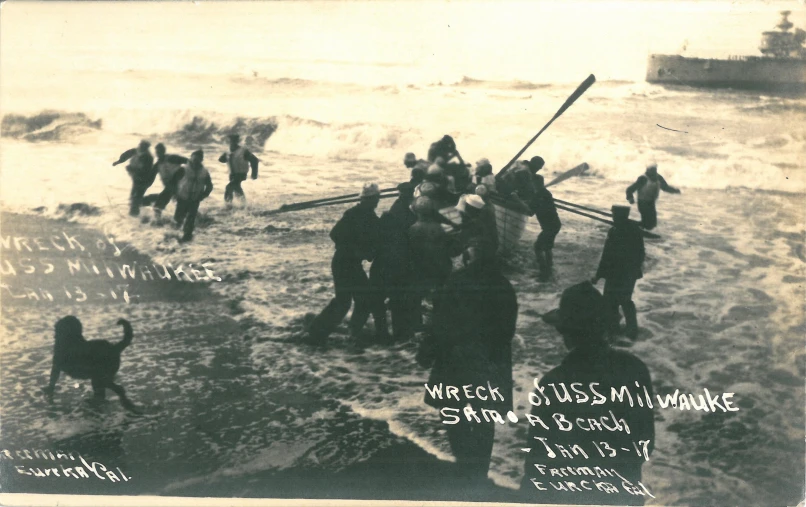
[759,11,806,59]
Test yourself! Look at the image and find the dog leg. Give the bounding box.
[108,382,140,414]
[91,378,107,400]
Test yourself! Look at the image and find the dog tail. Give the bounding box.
[114,319,133,354]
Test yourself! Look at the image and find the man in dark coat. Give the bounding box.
[529,174,562,282]
[306,183,381,344]
[112,140,155,216]
[626,162,680,230]
[592,205,645,339]
[520,281,655,506]
[418,246,518,480]
[367,182,418,342]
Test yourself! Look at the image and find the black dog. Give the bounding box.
[43,316,139,413]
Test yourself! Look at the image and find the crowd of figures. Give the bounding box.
[43,133,683,504]
[111,134,259,242]
[297,134,678,505]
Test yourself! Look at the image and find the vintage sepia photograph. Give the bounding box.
[1,1,804,506]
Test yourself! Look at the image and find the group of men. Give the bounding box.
[111,134,259,242]
[302,135,681,504]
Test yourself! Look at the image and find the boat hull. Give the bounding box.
[439,197,531,254]
[646,54,806,93]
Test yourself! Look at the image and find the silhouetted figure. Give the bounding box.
[520,282,655,505]
[219,133,259,206]
[404,152,430,185]
[306,183,381,344]
[529,174,562,282]
[369,182,418,342]
[474,158,497,192]
[112,140,154,216]
[592,205,645,339]
[173,150,214,243]
[43,316,139,413]
[626,162,680,230]
[144,143,188,219]
[427,135,459,164]
[497,156,544,197]
[418,247,518,480]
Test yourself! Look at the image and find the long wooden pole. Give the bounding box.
[496,74,596,179]
[554,203,661,239]
[275,186,398,212]
[263,192,400,216]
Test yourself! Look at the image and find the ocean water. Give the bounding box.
[1,1,805,505]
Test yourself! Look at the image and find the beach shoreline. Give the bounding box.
[0,210,523,503]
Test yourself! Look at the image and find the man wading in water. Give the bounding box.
[112,140,155,217]
[174,150,214,243]
[304,183,381,344]
[219,134,259,207]
[626,162,680,230]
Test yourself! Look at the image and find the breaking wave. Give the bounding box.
[1,111,102,142]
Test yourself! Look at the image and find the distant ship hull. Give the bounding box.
[647,54,806,93]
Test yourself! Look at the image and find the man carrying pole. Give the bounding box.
[529,173,562,282]
[305,183,382,344]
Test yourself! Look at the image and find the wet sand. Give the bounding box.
[0,211,520,503]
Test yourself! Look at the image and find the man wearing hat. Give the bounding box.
[626,162,681,230]
[474,158,497,193]
[592,205,645,339]
[459,194,498,265]
[306,183,381,344]
[366,182,418,342]
[218,133,260,206]
[405,152,430,186]
[528,173,562,282]
[418,245,517,481]
[112,140,155,216]
[520,281,655,505]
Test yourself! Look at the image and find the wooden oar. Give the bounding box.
[555,203,661,239]
[262,192,400,216]
[553,197,611,217]
[545,163,589,188]
[275,186,398,212]
[554,198,650,230]
[496,74,596,179]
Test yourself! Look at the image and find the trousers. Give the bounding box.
[225,173,248,203]
[603,276,638,338]
[637,200,657,230]
[308,251,373,341]
[174,199,201,240]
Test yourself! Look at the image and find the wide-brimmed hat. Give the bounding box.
[404,152,417,164]
[465,194,485,210]
[542,281,606,336]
